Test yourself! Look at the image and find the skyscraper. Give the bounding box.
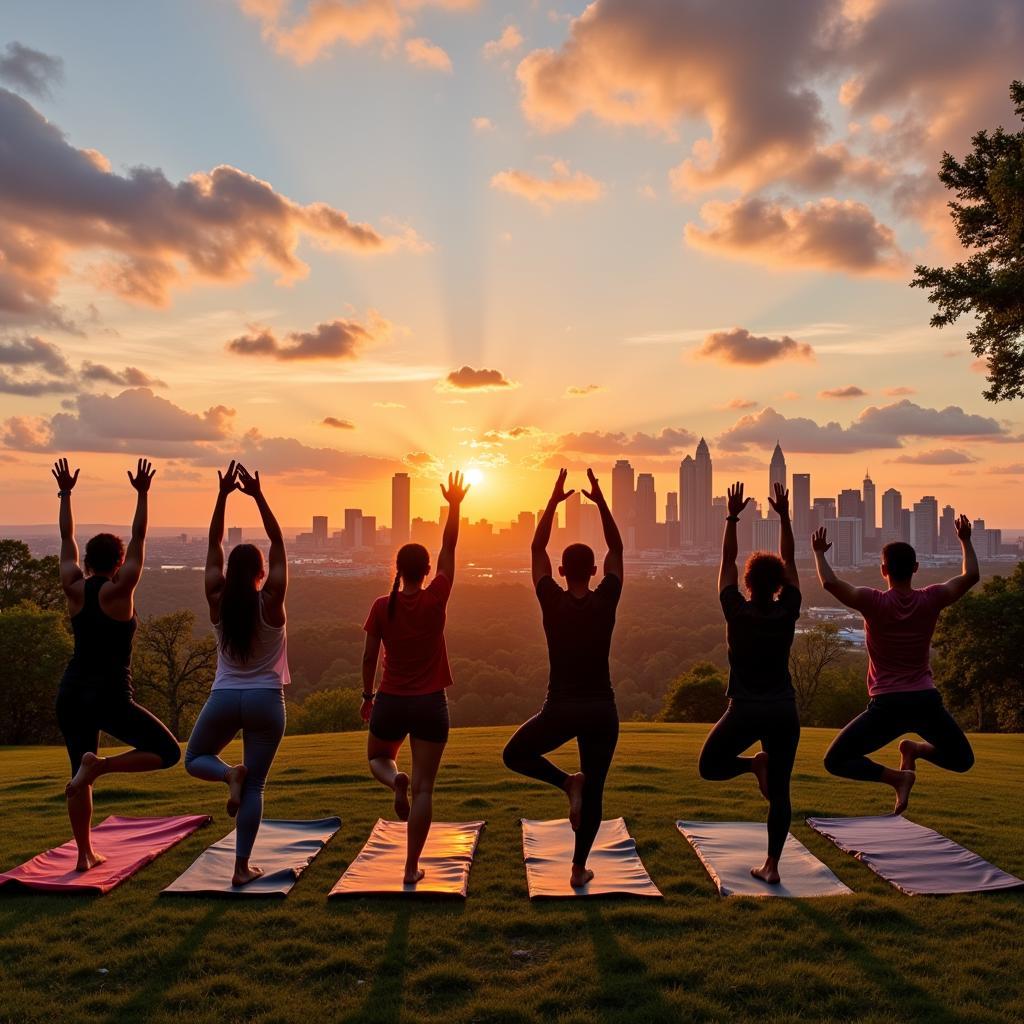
[768,442,786,518]
[824,517,864,567]
[680,455,696,545]
[862,472,876,541]
[344,508,363,548]
[227,526,242,547]
[391,473,411,548]
[812,497,836,531]
[611,460,635,548]
[635,473,657,549]
[564,491,581,544]
[838,488,863,519]
[939,504,956,552]
[881,487,903,543]
[911,496,939,555]
[792,473,811,539]
[694,437,713,545]
[665,491,680,549]
[312,516,328,546]
[361,516,376,548]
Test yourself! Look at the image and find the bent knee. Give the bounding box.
[822,746,845,777]
[953,748,975,773]
[162,744,182,770]
[502,741,523,771]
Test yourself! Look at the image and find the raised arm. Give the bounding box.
[437,470,470,581]
[51,458,83,595]
[205,461,238,614]
[582,468,623,580]
[106,459,155,602]
[237,465,287,621]
[719,481,751,593]
[532,469,574,585]
[768,482,799,588]
[938,515,980,605]
[812,527,870,610]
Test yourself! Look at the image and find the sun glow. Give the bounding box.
[464,467,485,487]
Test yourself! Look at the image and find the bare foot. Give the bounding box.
[892,769,916,815]
[74,850,108,873]
[564,773,585,831]
[404,868,425,885]
[898,739,919,773]
[750,751,770,801]
[66,752,103,799]
[393,772,411,821]
[232,863,265,886]
[750,859,780,885]
[226,763,248,818]
[570,866,594,889]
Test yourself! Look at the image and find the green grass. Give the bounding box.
[1,725,1022,1024]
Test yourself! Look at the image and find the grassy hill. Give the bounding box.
[1,725,1022,1024]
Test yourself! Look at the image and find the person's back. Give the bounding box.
[212,595,290,690]
[68,576,137,685]
[720,584,800,701]
[538,573,621,700]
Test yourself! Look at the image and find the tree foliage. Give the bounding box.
[289,688,363,735]
[912,81,1024,401]
[789,623,849,718]
[0,540,63,612]
[659,662,727,723]
[933,565,1024,731]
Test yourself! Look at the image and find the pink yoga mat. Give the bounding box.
[0,815,212,894]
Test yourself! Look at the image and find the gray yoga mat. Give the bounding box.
[676,820,853,898]
[806,815,1024,896]
[161,817,341,897]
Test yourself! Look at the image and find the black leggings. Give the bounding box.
[824,689,974,782]
[698,699,800,860]
[56,680,181,775]
[502,699,619,868]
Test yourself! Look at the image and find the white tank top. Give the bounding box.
[212,596,290,690]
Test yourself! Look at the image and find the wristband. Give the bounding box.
[57,489,71,498]
[726,515,739,523]
[362,692,374,702]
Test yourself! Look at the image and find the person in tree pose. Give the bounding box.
[698,482,802,885]
[502,468,624,890]
[53,457,181,872]
[185,462,289,886]
[360,471,470,885]
[814,516,979,813]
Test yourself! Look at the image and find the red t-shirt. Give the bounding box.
[363,574,453,696]
[857,584,952,697]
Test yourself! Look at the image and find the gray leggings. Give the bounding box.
[185,688,286,859]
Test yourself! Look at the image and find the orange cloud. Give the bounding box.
[321,416,355,429]
[440,366,518,391]
[820,385,868,399]
[696,327,813,366]
[887,448,977,465]
[228,314,391,361]
[564,383,605,397]
[404,37,451,72]
[685,196,906,276]
[490,160,603,208]
[483,25,522,58]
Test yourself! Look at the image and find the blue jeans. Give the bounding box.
[185,688,286,858]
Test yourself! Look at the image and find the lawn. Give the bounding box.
[1,725,1022,1024]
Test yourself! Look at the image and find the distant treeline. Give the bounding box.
[1,539,1020,746]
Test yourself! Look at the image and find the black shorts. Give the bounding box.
[369,690,450,745]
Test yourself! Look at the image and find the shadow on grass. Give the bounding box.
[340,904,411,1024]
[105,902,228,1024]
[584,903,676,1024]
[792,900,963,1024]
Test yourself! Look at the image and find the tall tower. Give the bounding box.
[768,442,786,518]
[564,491,581,544]
[862,471,876,541]
[881,487,902,543]
[911,496,939,555]
[679,456,696,545]
[792,473,811,540]
[694,437,713,545]
[611,460,636,548]
[391,472,411,547]
[635,473,656,549]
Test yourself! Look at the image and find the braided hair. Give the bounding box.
[388,543,431,619]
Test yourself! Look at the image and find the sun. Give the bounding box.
[464,467,485,487]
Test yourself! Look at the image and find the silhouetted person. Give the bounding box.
[185,462,289,886]
[361,471,470,885]
[53,457,180,872]
[503,468,624,889]
[813,517,979,814]
[699,482,801,885]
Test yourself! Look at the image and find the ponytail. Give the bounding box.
[387,571,401,619]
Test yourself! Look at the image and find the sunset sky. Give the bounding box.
[1,0,1023,530]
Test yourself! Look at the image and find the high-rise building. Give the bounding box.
[694,437,714,545]
[768,442,786,518]
[391,473,410,548]
[862,472,876,541]
[939,505,957,552]
[911,496,939,555]
[611,460,635,549]
[635,473,657,549]
[361,515,376,548]
[838,488,863,520]
[343,508,363,548]
[665,491,680,549]
[711,495,727,541]
[752,516,781,552]
[900,508,912,545]
[227,526,242,547]
[564,491,581,544]
[792,473,811,540]
[825,517,864,566]
[972,519,1002,558]
[881,487,903,543]
[578,502,604,552]
[812,497,836,531]
[680,456,696,545]
[312,516,328,546]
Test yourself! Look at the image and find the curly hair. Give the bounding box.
[743,552,785,601]
[84,533,125,575]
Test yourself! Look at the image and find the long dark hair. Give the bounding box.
[388,543,430,619]
[220,543,265,662]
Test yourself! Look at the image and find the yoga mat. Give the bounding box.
[0,814,211,894]
[328,819,485,897]
[676,820,853,898]
[806,815,1024,896]
[522,818,662,899]
[162,817,341,897]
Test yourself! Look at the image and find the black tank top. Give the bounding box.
[65,576,137,686]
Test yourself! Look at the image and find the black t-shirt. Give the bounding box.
[719,584,801,700]
[536,574,622,700]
